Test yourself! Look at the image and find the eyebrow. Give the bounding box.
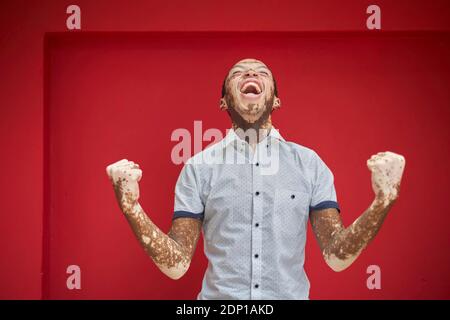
[230,64,270,72]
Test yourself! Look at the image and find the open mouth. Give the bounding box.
[239,80,262,98]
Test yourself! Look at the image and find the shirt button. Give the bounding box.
[255,162,259,166]
[254,254,259,258]
[291,194,295,199]
[254,284,259,288]
[255,191,260,196]
[255,223,259,227]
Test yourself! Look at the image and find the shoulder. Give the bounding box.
[185,139,224,166]
[280,140,334,178]
[280,140,323,164]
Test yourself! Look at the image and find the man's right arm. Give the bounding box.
[124,203,202,280]
[106,159,202,280]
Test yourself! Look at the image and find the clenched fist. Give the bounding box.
[367,151,406,205]
[106,159,142,215]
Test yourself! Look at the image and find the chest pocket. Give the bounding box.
[273,189,310,239]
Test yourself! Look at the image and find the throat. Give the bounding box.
[232,117,273,146]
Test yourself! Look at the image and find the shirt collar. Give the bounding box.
[222,126,285,148]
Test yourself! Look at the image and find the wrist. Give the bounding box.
[373,192,397,209]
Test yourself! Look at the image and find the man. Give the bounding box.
[106,58,405,299]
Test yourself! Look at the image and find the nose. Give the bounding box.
[244,69,258,77]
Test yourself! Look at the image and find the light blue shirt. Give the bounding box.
[173,127,340,300]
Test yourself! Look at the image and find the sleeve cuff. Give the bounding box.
[309,201,341,213]
[173,210,204,220]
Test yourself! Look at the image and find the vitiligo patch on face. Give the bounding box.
[224,61,276,128]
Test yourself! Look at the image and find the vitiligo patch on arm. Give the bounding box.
[311,151,405,272]
[125,203,201,280]
[106,159,202,280]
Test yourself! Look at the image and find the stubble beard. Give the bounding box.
[226,93,275,132]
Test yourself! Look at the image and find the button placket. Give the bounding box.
[250,153,263,299]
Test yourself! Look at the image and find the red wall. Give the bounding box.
[0,0,449,299]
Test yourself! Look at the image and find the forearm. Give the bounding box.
[123,202,193,279]
[323,196,395,271]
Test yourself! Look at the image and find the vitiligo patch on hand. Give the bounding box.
[367,151,405,205]
[107,159,202,280]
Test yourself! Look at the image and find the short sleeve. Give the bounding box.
[173,163,205,220]
[310,153,340,213]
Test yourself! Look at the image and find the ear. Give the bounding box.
[220,98,228,111]
[272,97,281,110]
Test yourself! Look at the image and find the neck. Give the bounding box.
[232,116,273,146]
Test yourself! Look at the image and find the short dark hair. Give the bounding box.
[221,76,278,98]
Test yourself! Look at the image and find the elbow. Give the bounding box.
[166,269,187,280]
[324,254,358,272]
[327,261,350,272]
[159,262,190,280]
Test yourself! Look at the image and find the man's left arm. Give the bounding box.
[310,151,406,272]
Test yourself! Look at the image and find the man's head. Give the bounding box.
[220,59,280,129]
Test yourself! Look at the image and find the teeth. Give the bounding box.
[241,82,261,94]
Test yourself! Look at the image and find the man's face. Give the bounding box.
[221,59,280,125]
